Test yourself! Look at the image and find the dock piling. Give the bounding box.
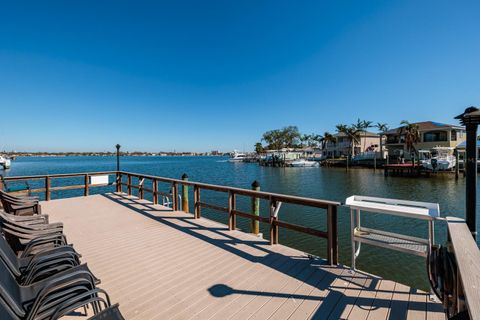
[455,150,460,180]
[181,173,189,213]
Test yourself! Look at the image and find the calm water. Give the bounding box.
[2,156,477,290]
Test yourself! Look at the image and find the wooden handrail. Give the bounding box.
[447,216,480,320]
[3,171,117,181]
[4,170,340,265]
[118,171,339,209]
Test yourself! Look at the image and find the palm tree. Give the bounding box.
[398,120,420,163]
[320,132,335,158]
[307,134,321,148]
[299,134,310,148]
[336,124,362,170]
[375,122,389,159]
[354,119,373,151]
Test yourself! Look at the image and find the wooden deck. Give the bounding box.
[41,193,444,320]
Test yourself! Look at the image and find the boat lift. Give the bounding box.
[345,195,440,270]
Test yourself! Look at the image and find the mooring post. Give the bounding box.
[455,107,479,239]
[181,173,189,213]
[455,149,460,180]
[251,180,260,235]
[45,176,51,201]
[115,144,121,192]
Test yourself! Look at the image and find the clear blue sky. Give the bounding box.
[1,1,479,152]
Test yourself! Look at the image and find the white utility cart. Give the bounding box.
[345,195,440,270]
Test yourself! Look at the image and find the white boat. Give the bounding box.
[228,150,247,162]
[0,156,11,169]
[352,151,381,161]
[291,159,319,167]
[422,147,456,171]
[417,149,432,166]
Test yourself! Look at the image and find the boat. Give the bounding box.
[0,155,11,169]
[422,147,456,171]
[290,159,319,167]
[228,150,247,162]
[352,151,381,161]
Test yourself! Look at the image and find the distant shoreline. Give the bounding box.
[3,153,227,158]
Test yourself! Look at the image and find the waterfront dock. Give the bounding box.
[4,170,480,319]
[42,193,444,319]
[383,164,424,177]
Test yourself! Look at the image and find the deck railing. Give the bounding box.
[2,171,118,200]
[2,170,340,265]
[446,217,480,320]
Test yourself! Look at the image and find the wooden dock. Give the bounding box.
[384,164,425,177]
[42,193,444,319]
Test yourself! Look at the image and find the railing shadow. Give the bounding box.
[101,192,431,318]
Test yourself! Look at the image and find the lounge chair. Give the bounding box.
[0,222,64,254]
[0,190,42,216]
[87,304,125,320]
[0,211,58,230]
[0,212,61,233]
[0,235,81,285]
[3,230,69,258]
[0,259,98,320]
[50,294,124,320]
[0,211,49,225]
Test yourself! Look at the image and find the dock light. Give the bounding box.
[455,106,480,239]
[115,144,121,171]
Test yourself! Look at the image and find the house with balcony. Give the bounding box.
[323,131,381,158]
[384,121,466,160]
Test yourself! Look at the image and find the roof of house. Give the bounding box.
[456,140,480,149]
[384,121,464,135]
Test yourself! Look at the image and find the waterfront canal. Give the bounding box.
[2,156,475,290]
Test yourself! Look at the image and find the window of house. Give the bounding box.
[451,130,457,141]
[423,131,447,142]
[386,135,399,143]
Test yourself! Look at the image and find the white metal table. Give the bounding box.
[345,195,440,270]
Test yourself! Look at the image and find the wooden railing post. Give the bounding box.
[327,204,338,265]
[194,185,201,218]
[269,198,278,245]
[182,174,189,213]
[45,176,51,201]
[251,181,260,235]
[228,191,236,230]
[84,174,89,196]
[116,172,122,193]
[152,179,158,204]
[127,175,132,196]
[139,178,144,199]
[171,182,178,211]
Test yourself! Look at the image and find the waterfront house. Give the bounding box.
[323,131,381,158]
[384,121,466,160]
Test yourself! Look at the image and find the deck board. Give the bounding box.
[40,193,443,320]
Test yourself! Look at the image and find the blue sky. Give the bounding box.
[1,1,479,152]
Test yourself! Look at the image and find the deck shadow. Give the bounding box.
[100,193,429,319]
